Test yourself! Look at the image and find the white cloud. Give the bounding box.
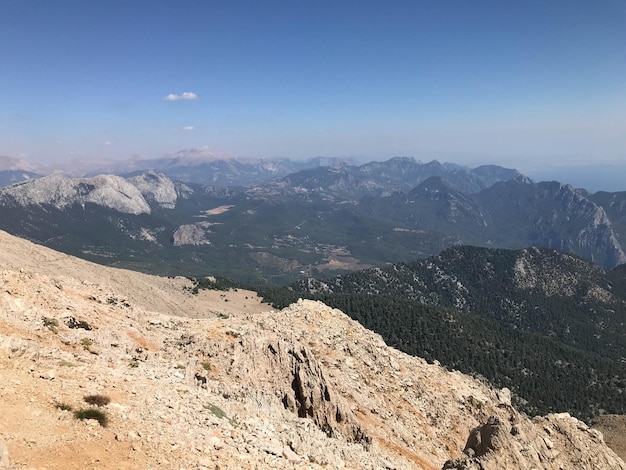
[104,141,112,145]
[164,92,199,101]
[182,126,195,131]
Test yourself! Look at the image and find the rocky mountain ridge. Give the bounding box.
[590,190,626,248]
[262,158,522,199]
[0,229,624,469]
[476,179,626,268]
[357,176,625,269]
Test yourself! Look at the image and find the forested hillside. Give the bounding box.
[294,246,626,359]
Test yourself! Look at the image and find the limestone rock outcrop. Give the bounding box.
[445,412,626,470]
[224,337,368,443]
[171,223,212,245]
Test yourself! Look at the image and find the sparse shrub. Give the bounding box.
[55,402,73,411]
[74,408,108,427]
[42,316,59,333]
[58,360,74,367]
[201,360,212,372]
[188,276,243,294]
[322,423,334,438]
[80,337,98,354]
[128,360,139,368]
[175,363,186,369]
[83,394,111,407]
[67,317,92,330]
[204,403,228,421]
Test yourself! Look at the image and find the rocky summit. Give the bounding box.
[0,229,624,469]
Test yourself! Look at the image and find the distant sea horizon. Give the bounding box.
[527,164,626,193]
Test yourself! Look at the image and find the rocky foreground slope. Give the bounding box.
[0,230,624,469]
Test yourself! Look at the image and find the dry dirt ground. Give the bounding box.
[0,284,268,470]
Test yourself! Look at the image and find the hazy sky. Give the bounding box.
[1,0,625,172]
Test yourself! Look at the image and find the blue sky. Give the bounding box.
[1,0,625,173]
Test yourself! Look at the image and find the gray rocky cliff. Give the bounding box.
[171,223,211,245]
[0,173,152,214]
[129,171,178,209]
[0,171,183,215]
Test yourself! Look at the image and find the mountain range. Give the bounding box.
[0,149,357,187]
[0,155,624,284]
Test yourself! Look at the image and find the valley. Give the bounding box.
[1,157,624,285]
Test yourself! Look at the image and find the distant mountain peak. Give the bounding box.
[128,172,178,209]
[412,176,457,193]
[0,155,36,171]
[388,156,418,163]
[161,147,235,163]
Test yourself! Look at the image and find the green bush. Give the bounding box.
[74,408,108,427]
[80,338,98,355]
[83,394,111,407]
[204,403,228,420]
